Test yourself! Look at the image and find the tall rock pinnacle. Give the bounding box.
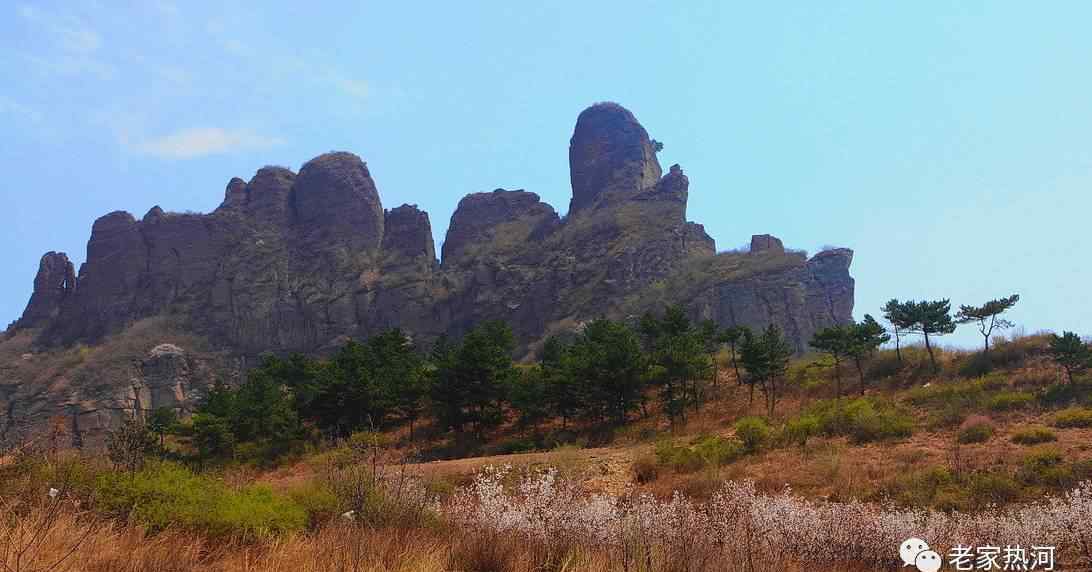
[293,152,384,252]
[13,252,75,329]
[568,102,662,214]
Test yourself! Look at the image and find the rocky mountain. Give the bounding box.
[1,102,853,445]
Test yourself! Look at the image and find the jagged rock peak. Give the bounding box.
[293,151,384,250]
[92,210,137,233]
[809,247,854,267]
[86,211,141,264]
[243,166,295,223]
[221,177,248,209]
[383,204,436,262]
[15,251,76,329]
[249,166,296,188]
[750,234,785,254]
[569,102,662,214]
[442,189,559,263]
[636,163,688,204]
[143,206,165,222]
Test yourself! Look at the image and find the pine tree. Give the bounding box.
[1047,331,1091,384]
[719,326,748,385]
[640,306,710,424]
[846,315,890,395]
[741,324,793,417]
[433,321,516,438]
[810,324,852,398]
[699,319,722,385]
[955,294,1020,355]
[906,299,957,374]
[506,366,550,436]
[540,336,580,428]
[882,299,914,364]
[567,319,646,425]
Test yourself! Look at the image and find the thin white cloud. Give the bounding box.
[19,4,101,55]
[18,3,114,79]
[135,127,285,159]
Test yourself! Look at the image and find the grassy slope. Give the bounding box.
[6,333,1092,571]
[252,333,1092,513]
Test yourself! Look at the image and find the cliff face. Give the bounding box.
[3,102,854,442]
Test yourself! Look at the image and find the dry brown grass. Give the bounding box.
[0,505,891,572]
[1,506,450,572]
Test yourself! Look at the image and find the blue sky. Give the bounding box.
[2,1,1090,347]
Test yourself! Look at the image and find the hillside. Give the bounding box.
[1,102,853,445]
[4,334,1092,571]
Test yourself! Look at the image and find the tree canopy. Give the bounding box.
[906,299,957,373]
[1047,331,1091,384]
[956,294,1020,354]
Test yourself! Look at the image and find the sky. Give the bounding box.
[2,1,1091,348]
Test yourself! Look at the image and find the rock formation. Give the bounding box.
[3,102,854,441]
[0,340,229,448]
[11,252,75,330]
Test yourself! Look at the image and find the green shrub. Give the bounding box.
[1012,370,1057,390]
[958,352,994,378]
[1017,447,1073,487]
[286,481,340,527]
[876,466,959,509]
[1039,380,1092,408]
[878,466,1024,510]
[782,414,821,449]
[1051,407,1092,428]
[734,417,771,453]
[932,485,973,513]
[968,473,1022,507]
[986,391,1035,412]
[907,375,1018,425]
[654,441,705,474]
[693,435,744,466]
[926,403,969,429]
[1074,459,1092,482]
[957,421,993,444]
[95,461,307,537]
[0,454,101,503]
[864,350,904,380]
[1011,426,1057,445]
[907,375,1007,408]
[807,398,913,443]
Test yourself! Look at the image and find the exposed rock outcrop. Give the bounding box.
[0,335,232,448]
[12,252,75,330]
[750,234,785,254]
[5,102,855,441]
[569,102,662,214]
[442,190,559,264]
[293,152,384,253]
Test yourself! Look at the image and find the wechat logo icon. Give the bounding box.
[901,538,943,572]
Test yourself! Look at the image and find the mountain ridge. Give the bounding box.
[2,102,854,444]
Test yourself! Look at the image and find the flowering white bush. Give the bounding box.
[446,465,1092,570]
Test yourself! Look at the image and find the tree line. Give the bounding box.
[184,306,819,458]
[181,290,1092,462]
[807,295,1023,389]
